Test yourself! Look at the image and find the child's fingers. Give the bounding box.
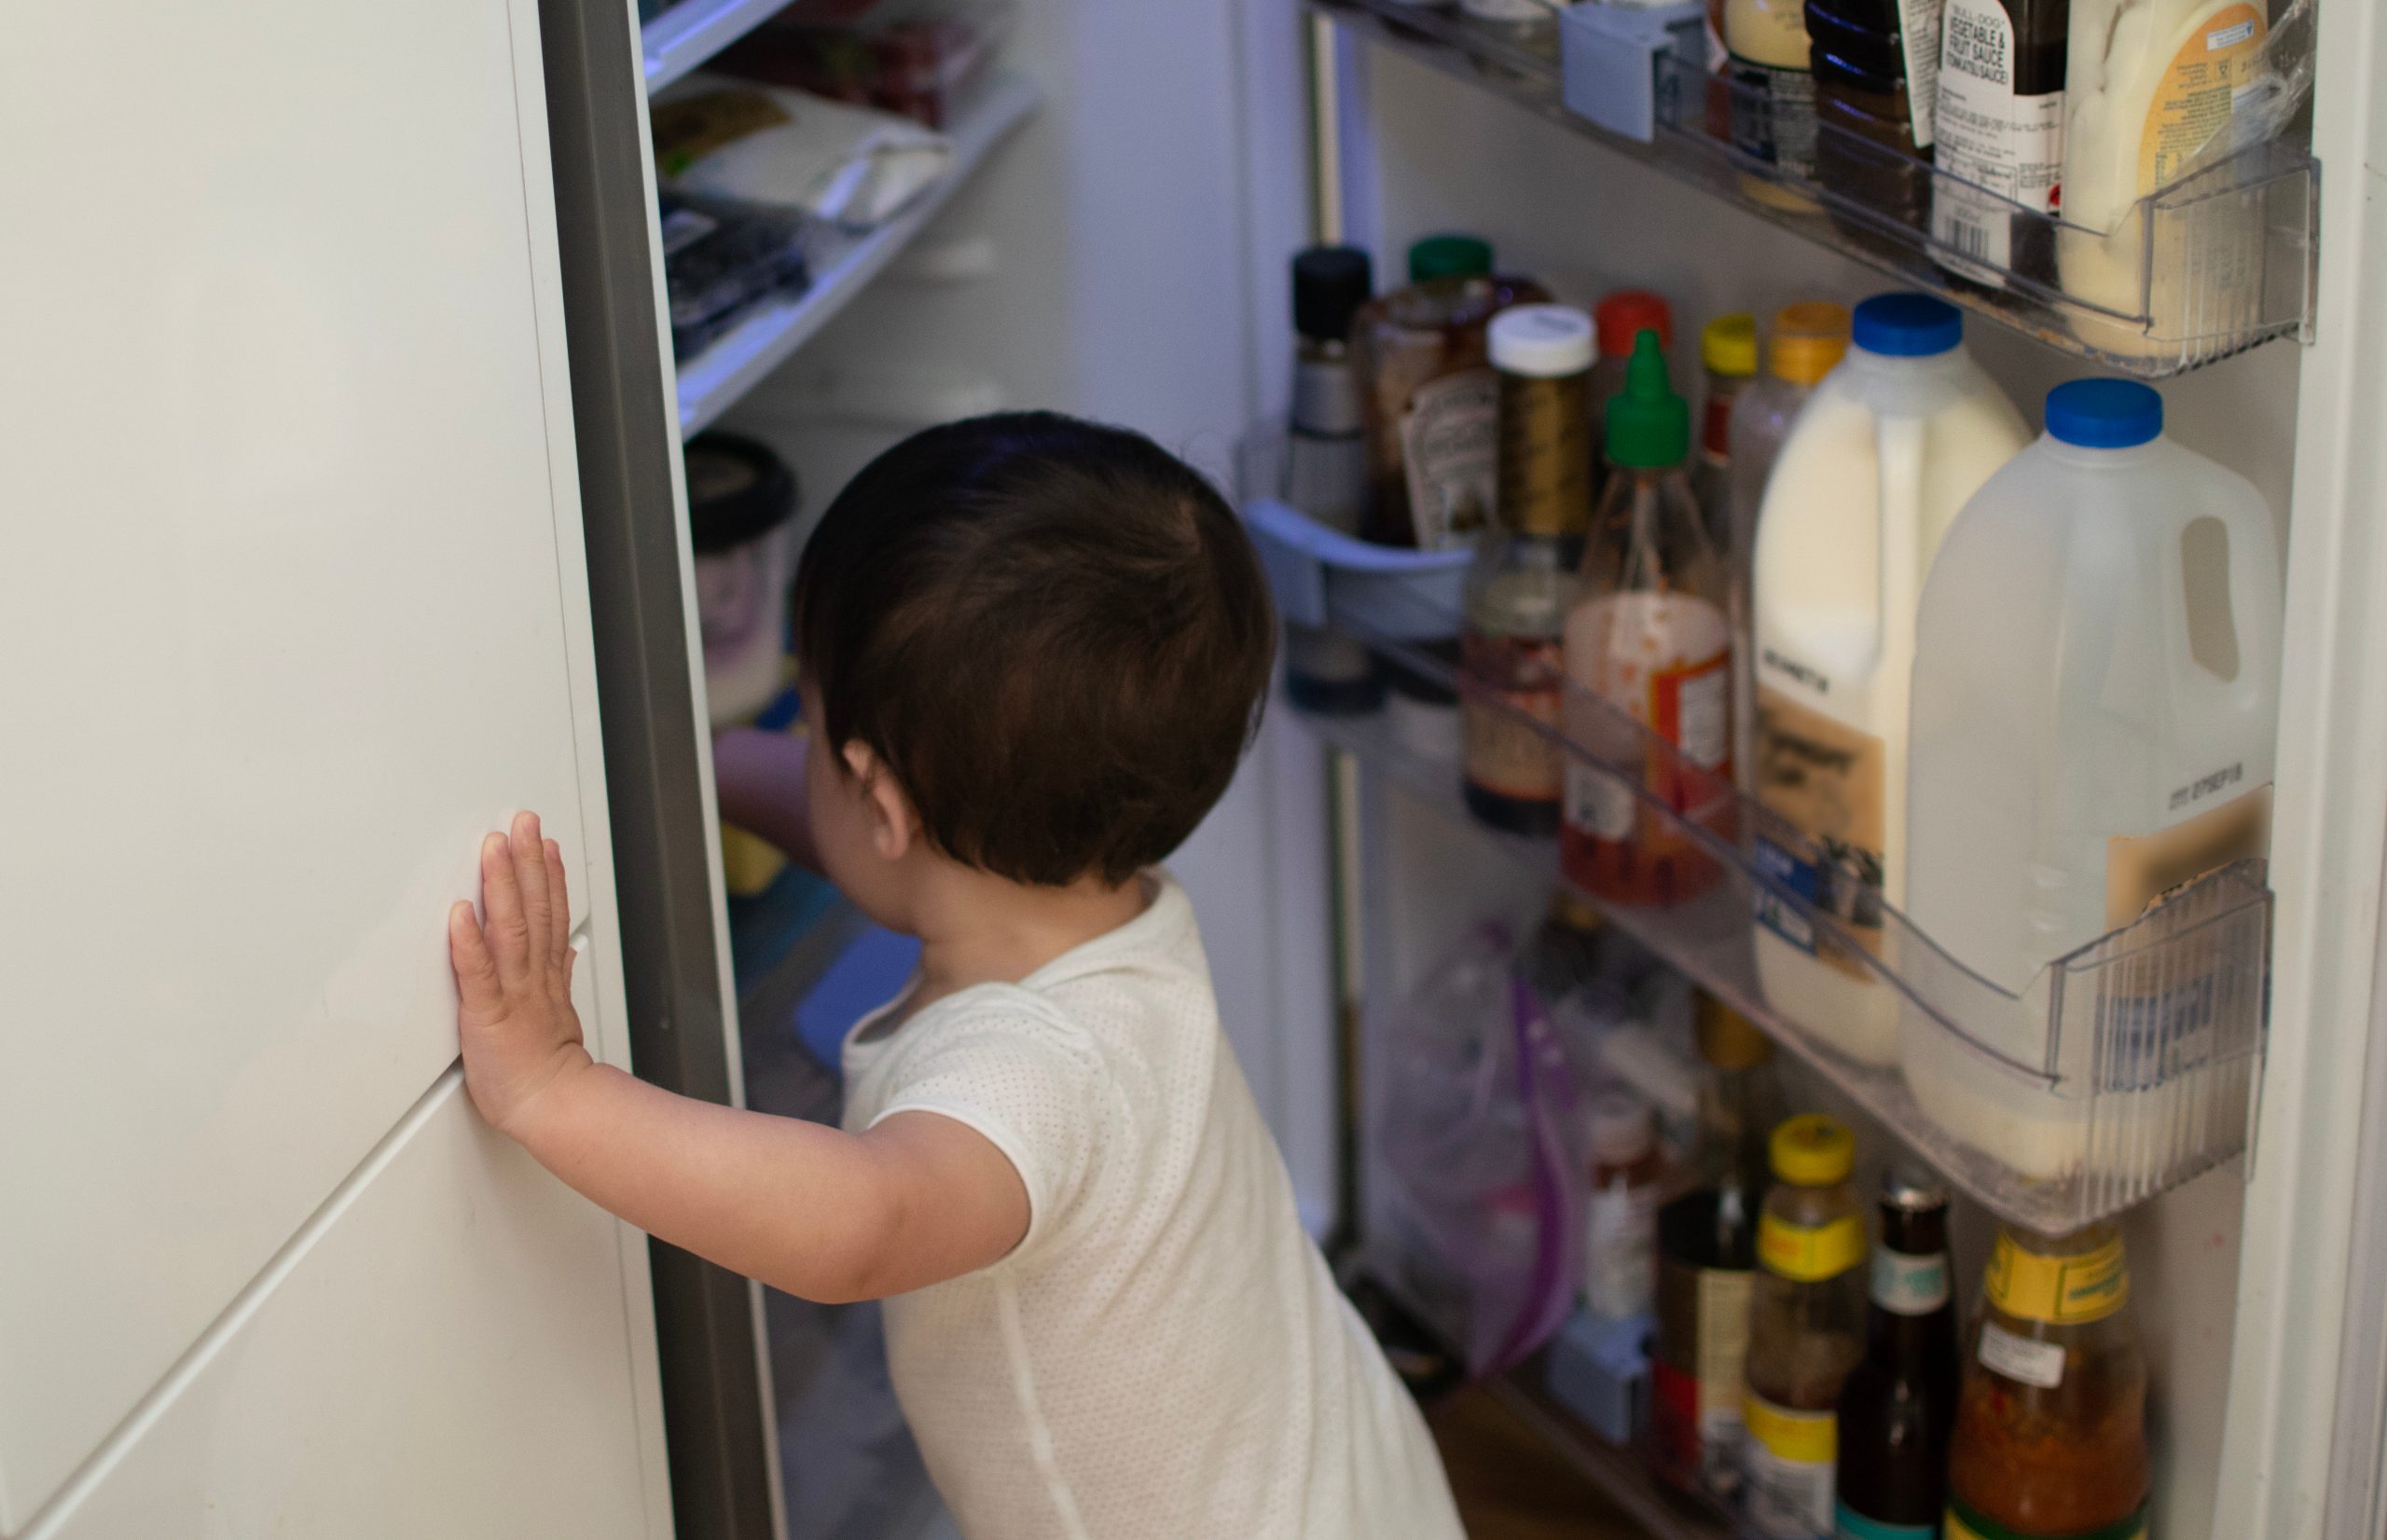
[543,838,571,968]
[448,901,504,1017]
[510,812,551,961]
[481,832,532,987]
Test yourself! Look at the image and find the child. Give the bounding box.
[448,412,1464,1540]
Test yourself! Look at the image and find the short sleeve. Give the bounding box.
[863,996,1104,1264]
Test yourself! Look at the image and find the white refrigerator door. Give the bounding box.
[0,1,669,1535]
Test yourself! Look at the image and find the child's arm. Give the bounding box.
[711,727,821,872]
[448,813,1028,1303]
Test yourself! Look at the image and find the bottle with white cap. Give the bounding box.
[1904,378,2282,1177]
[1749,293,2027,1066]
[1461,303,1596,839]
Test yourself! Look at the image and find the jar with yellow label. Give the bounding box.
[1945,1224,2149,1540]
[1741,1114,1866,1539]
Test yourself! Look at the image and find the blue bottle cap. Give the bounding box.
[1851,293,1964,357]
[2045,378,2164,448]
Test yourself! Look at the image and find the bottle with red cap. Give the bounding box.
[1590,291,1677,492]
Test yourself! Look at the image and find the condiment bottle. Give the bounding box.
[1591,289,1676,483]
[1743,1114,1866,1540]
[1561,331,1733,907]
[1583,1093,1664,1322]
[1835,1169,1959,1540]
[1724,303,1848,793]
[1460,304,1594,838]
[1281,245,1381,716]
[1650,995,1783,1500]
[1725,0,1819,187]
[1354,235,1551,550]
[1931,0,2067,286]
[1946,1224,2148,1540]
[1693,312,1757,551]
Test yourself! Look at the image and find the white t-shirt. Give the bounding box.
[842,873,1462,1540]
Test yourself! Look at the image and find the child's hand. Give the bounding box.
[448,812,592,1138]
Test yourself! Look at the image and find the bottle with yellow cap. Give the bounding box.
[1693,313,1758,554]
[1723,303,1848,796]
[1650,994,1784,1501]
[1945,1223,2149,1540]
[1742,1113,1867,1539]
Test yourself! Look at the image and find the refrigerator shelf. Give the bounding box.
[1249,499,2273,1233]
[642,0,793,94]
[673,68,1041,437]
[1307,0,2318,379]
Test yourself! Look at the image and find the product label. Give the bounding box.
[1759,1213,1866,1282]
[1461,634,1565,802]
[1985,1229,2130,1325]
[1947,1495,2147,1540]
[1933,0,2063,275]
[1586,1179,1661,1320]
[1729,57,1818,180]
[1896,0,1943,148]
[2104,780,2271,929]
[2137,5,2266,195]
[1698,1268,1757,1492]
[1400,368,1499,550]
[1753,685,1886,973]
[1837,1504,1938,1540]
[1564,593,1733,846]
[1744,1393,1837,1538]
[1871,1248,1952,1315]
[1977,1319,2067,1389]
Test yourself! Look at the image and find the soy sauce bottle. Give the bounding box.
[1835,1169,1959,1539]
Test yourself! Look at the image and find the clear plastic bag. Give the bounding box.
[1378,922,1590,1375]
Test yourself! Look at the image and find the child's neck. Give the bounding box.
[908,866,1152,1010]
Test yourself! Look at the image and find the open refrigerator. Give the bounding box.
[535,0,2387,1536]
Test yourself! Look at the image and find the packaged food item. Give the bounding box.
[1751,294,2025,1066]
[1650,996,1783,1501]
[1742,1115,1866,1540]
[1835,1169,1959,1540]
[657,190,814,357]
[1932,0,2067,285]
[1905,379,2281,1176]
[1692,312,1757,550]
[1563,332,1733,906]
[1808,0,1940,237]
[1945,1224,2148,1539]
[1281,246,1383,715]
[712,0,1014,129]
[652,77,955,228]
[2057,0,2266,352]
[1584,1093,1664,1321]
[688,433,803,899]
[1725,0,1819,186]
[1724,303,1849,793]
[1462,305,1596,837]
[1356,236,1552,550]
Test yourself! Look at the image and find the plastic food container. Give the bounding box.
[688,432,802,727]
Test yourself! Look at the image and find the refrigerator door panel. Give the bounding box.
[23,1077,661,1540]
[0,0,666,1527]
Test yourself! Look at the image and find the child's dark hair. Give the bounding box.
[793,411,1275,887]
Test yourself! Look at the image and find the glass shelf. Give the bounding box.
[1309,0,2317,378]
[1249,498,2272,1232]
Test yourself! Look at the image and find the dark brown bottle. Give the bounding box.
[1649,996,1782,1501]
[1834,1170,1959,1539]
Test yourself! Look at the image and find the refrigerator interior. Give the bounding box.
[613,0,2386,1535]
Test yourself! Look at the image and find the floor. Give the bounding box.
[1427,1385,1655,1540]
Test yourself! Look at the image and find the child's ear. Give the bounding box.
[843,742,919,862]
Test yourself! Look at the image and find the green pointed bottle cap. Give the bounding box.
[1606,329,1690,468]
[1408,234,1493,282]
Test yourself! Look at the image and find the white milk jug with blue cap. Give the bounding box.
[1902,378,2282,1177]
[1750,294,2028,1065]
